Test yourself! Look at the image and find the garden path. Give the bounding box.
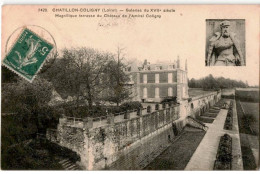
[185,100,243,170]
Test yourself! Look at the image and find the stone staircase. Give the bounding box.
[58,158,81,170]
[187,116,208,131]
[196,99,227,124]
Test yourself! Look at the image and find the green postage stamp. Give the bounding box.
[3,28,53,82]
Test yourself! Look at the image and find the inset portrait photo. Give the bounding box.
[205,19,245,66]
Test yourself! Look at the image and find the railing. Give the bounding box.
[92,116,107,127]
[66,117,83,126]
[93,116,107,122]
[61,105,178,129]
[113,109,138,116]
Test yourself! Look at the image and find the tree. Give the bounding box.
[2,77,54,147]
[188,74,248,90]
[103,46,133,106]
[42,46,134,116]
[44,48,118,115]
[188,78,196,88]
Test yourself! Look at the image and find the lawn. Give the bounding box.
[236,100,258,170]
[188,88,216,98]
[144,128,206,170]
[221,88,235,96]
[196,116,214,123]
[240,102,259,135]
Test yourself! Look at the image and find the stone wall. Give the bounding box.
[86,105,180,170]
[188,91,221,118]
[53,105,181,170]
[46,128,58,143]
[108,123,175,170]
[57,123,85,155]
[48,91,221,170]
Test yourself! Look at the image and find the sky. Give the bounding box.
[2,5,259,86]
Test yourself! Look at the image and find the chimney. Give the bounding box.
[185,59,188,71]
[143,59,147,65]
[177,56,180,68]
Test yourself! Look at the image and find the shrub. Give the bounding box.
[162,103,166,109]
[155,104,159,110]
[160,96,177,104]
[2,140,65,170]
[147,106,151,113]
[120,101,142,111]
[224,102,233,130]
[214,134,232,170]
[137,108,141,116]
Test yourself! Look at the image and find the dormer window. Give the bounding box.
[169,65,175,69]
[156,66,162,70]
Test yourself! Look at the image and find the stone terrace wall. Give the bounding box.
[47,91,222,170]
[57,123,85,155]
[53,105,180,170]
[189,91,221,118]
[108,123,175,169]
[87,105,180,170]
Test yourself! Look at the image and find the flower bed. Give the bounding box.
[214,134,232,170]
[224,101,233,130]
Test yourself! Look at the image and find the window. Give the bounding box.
[143,74,147,84]
[155,74,159,83]
[168,73,172,83]
[168,87,173,96]
[156,66,162,70]
[155,87,159,98]
[143,88,147,98]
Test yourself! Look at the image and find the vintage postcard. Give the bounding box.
[1,5,259,170]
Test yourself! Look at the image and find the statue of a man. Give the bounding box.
[207,20,245,66]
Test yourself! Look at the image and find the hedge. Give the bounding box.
[214,134,232,170]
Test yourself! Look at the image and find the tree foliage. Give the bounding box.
[188,74,248,90]
[2,77,57,153]
[103,52,132,106]
[43,47,133,114]
[43,48,111,109]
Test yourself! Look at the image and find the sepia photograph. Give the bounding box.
[205,19,246,66]
[1,4,259,171]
